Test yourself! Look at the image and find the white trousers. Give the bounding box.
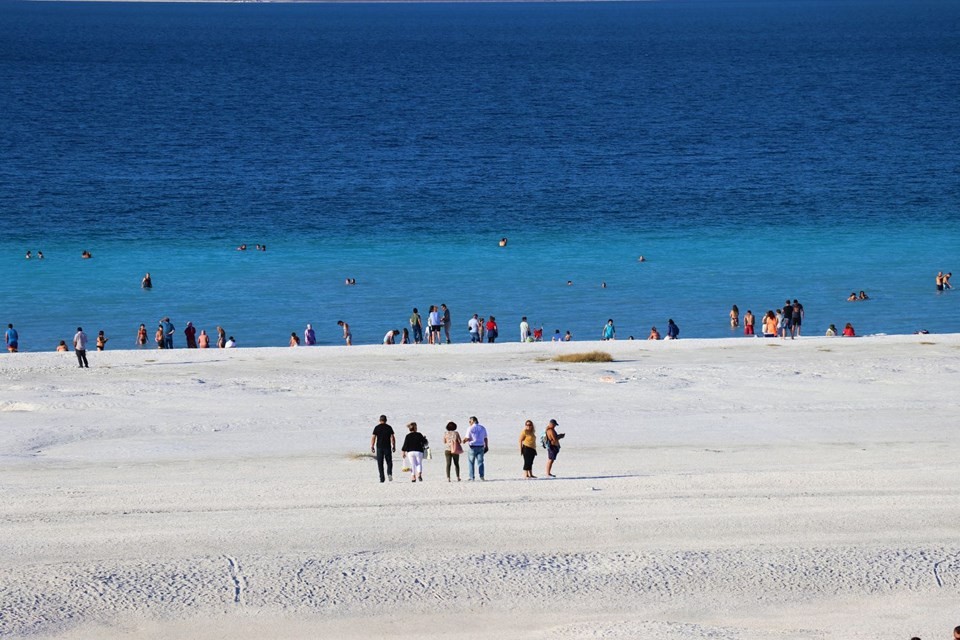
[407,451,423,477]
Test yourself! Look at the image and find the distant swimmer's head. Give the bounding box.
[566,280,573,286]
[638,255,646,262]
[499,237,507,247]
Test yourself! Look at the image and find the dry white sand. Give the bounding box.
[2,335,959,639]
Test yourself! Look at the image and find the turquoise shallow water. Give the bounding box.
[1,0,958,348]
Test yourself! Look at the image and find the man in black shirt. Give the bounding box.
[370,415,396,483]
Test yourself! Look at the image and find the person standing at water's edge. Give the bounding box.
[409,308,423,345]
[136,323,147,347]
[544,419,565,478]
[96,330,108,351]
[161,317,175,349]
[601,319,616,341]
[427,305,442,345]
[370,415,396,483]
[441,303,452,344]
[468,314,481,343]
[337,320,352,346]
[5,324,19,353]
[198,330,210,348]
[304,324,316,346]
[520,316,530,343]
[216,326,226,349]
[184,322,197,348]
[462,416,489,481]
[485,316,498,343]
[73,327,89,368]
[519,420,538,478]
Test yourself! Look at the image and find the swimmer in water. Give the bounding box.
[81,250,92,259]
[499,237,507,247]
[37,251,43,259]
[141,272,152,289]
[638,255,646,262]
[858,290,869,300]
[601,282,607,288]
[566,280,573,286]
[847,292,858,302]
[25,250,32,259]
[237,244,247,251]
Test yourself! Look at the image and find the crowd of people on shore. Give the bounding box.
[369,414,565,483]
[5,267,957,353]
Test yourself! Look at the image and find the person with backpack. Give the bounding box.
[543,419,565,478]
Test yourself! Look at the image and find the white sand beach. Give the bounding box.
[1,336,958,639]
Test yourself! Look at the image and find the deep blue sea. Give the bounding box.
[1,0,958,348]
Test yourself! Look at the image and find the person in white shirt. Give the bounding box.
[224,337,236,348]
[461,416,489,481]
[73,327,89,368]
[519,317,530,342]
[467,314,481,343]
[427,305,442,345]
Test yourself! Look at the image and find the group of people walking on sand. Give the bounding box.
[370,414,565,483]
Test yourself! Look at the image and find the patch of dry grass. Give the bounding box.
[552,351,614,363]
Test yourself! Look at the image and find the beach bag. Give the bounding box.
[450,437,464,455]
[539,432,549,449]
[400,453,411,473]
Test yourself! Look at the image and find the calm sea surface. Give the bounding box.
[1,0,958,348]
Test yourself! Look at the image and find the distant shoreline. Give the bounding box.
[2,331,953,357]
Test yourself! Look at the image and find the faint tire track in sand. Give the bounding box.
[1,546,956,638]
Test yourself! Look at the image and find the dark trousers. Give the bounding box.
[521,445,537,471]
[445,451,460,479]
[76,349,89,368]
[376,447,393,481]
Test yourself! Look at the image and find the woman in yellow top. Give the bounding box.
[519,420,538,479]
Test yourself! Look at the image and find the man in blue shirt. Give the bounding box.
[161,317,175,349]
[462,416,489,481]
[5,324,19,352]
